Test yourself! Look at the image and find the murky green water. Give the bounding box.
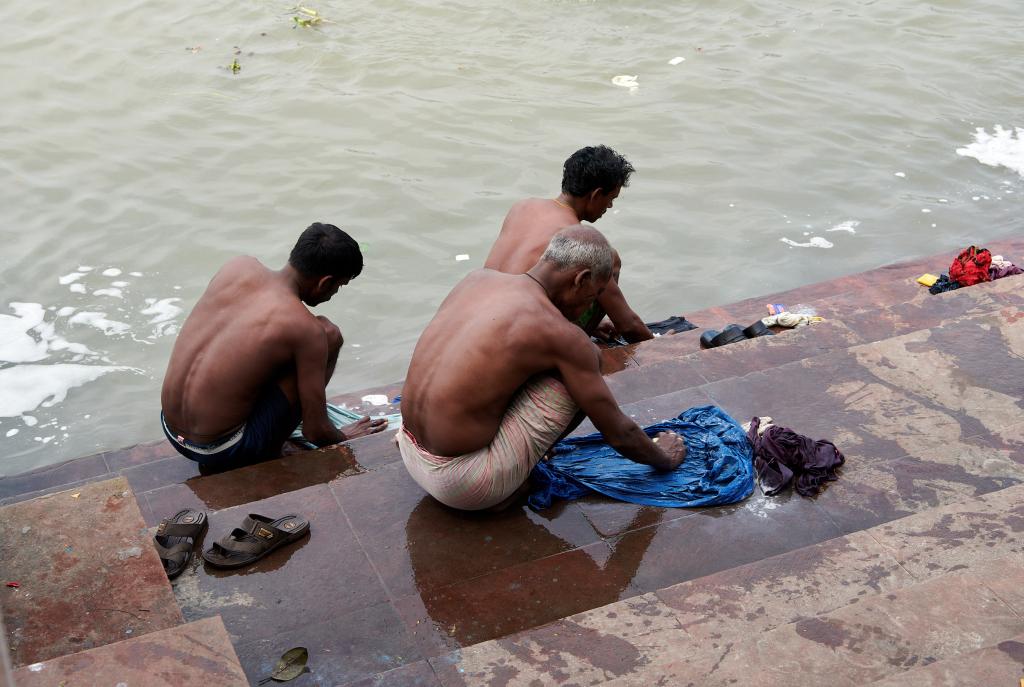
[2,0,1022,474]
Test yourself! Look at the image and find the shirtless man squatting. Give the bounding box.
[161,222,387,469]
[485,144,655,343]
[400,226,686,511]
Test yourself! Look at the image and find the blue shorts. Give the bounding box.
[161,384,302,469]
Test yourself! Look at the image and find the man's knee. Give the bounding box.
[316,316,344,351]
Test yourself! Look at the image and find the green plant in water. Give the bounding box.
[230,58,241,74]
[289,5,330,28]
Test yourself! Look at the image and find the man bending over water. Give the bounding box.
[485,145,654,343]
[400,225,685,511]
[161,222,386,469]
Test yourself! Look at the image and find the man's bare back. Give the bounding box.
[483,146,653,342]
[403,226,684,467]
[484,198,578,275]
[401,268,592,456]
[160,223,384,468]
[162,256,321,440]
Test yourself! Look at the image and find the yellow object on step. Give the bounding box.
[916,273,939,287]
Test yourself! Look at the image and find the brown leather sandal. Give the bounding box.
[202,513,310,569]
[153,509,208,579]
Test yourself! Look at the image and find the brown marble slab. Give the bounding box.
[430,593,685,687]
[172,484,388,645]
[12,616,247,687]
[332,462,602,600]
[0,478,183,666]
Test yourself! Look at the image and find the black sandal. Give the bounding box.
[202,513,310,569]
[153,509,208,579]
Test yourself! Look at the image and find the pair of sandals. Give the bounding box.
[700,320,775,349]
[153,509,310,579]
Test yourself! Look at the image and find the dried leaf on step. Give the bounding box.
[270,647,308,682]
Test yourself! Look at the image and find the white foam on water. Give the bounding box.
[68,311,131,336]
[102,268,122,277]
[956,125,1024,177]
[58,271,86,285]
[454,254,469,261]
[140,298,182,325]
[780,236,833,248]
[0,303,49,363]
[668,56,685,65]
[6,428,18,437]
[93,288,124,299]
[894,172,906,178]
[0,364,129,417]
[69,283,86,294]
[129,272,143,277]
[56,307,75,317]
[22,415,37,427]
[826,220,860,234]
[111,281,129,287]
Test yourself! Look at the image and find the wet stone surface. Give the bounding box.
[0,477,183,666]
[12,616,248,686]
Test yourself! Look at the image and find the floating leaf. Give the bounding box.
[270,647,308,682]
[230,58,241,74]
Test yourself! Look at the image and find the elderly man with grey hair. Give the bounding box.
[399,225,686,511]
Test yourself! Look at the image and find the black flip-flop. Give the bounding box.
[743,321,775,338]
[153,509,208,579]
[202,513,310,569]
[710,324,747,348]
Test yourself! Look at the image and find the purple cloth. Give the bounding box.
[745,417,844,497]
[990,264,1024,280]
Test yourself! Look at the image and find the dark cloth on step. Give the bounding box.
[948,245,992,287]
[745,417,844,498]
[528,405,754,510]
[928,274,961,295]
[990,264,1024,280]
[646,316,698,335]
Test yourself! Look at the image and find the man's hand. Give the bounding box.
[593,319,619,343]
[339,416,388,440]
[652,431,686,470]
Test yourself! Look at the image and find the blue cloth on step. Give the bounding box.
[528,405,755,510]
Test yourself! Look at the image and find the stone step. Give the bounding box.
[867,631,1024,686]
[0,477,184,667]
[12,616,248,686]
[425,482,1024,686]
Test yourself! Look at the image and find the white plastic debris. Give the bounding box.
[455,254,470,261]
[611,75,639,91]
[668,56,685,65]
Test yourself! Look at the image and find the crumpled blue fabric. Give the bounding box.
[528,405,754,510]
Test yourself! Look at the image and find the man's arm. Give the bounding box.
[556,332,684,469]
[292,325,344,447]
[596,278,653,343]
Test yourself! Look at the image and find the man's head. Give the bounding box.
[538,225,614,320]
[561,145,635,223]
[289,222,363,305]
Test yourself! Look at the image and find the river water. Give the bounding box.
[1,0,1022,474]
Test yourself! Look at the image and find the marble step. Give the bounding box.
[0,477,183,667]
[425,482,1024,686]
[12,616,248,686]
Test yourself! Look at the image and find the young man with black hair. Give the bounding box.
[160,222,386,469]
[484,145,654,343]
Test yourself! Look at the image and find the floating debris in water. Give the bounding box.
[230,58,241,74]
[826,220,860,234]
[611,75,639,91]
[455,254,469,261]
[290,6,330,28]
[668,56,685,65]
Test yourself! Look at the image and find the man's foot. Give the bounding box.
[341,416,389,440]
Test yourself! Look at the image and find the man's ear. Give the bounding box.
[316,275,335,292]
[573,269,593,289]
[588,188,605,204]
